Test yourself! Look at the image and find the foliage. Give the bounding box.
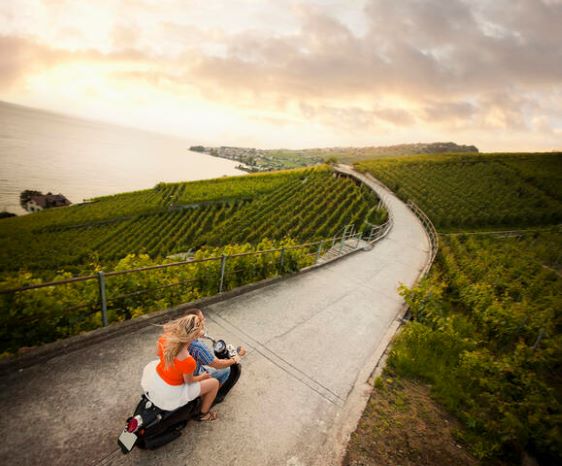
[0,238,315,354]
[0,165,382,354]
[355,152,562,230]
[388,232,562,463]
[19,190,42,210]
[0,167,382,276]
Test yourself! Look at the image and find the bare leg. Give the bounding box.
[199,378,219,416]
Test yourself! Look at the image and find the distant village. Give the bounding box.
[189,142,479,171]
[189,145,321,172]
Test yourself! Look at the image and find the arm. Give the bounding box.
[207,346,246,369]
[183,371,210,384]
[208,355,240,369]
[178,353,206,384]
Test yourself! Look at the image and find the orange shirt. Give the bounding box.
[156,336,196,386]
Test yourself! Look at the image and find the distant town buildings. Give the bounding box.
[188,142,478,172]
[189,145,322,172]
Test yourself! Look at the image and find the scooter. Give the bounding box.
[118,334,242,454]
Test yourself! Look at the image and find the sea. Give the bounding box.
[0,101,243,215]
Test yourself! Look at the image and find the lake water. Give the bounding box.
[0,101,243,215]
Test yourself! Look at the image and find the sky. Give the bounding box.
[1,0,561,151]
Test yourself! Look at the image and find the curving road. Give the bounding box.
[0,166,430,466]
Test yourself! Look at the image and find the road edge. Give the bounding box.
[314,167,433,466]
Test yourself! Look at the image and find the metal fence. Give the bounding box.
[407,200,439,277]
[0,208,392,352]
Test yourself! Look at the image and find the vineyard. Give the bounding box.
[0,239,319,354]
[0,165,387,353]
[355,152,562,230]
[389,231,562,462]
[0,166,385,276]
[348,151,562,463]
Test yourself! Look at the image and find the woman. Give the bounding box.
[141,314,220,421]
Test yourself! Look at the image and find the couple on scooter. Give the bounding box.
[141,308,246,422]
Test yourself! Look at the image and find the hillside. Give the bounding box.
[0,165,391,353]
[355,152,562,231]
[302,142,479,164]
[193,142,478,171]
[0,166,385,276]
[348,151,562,465]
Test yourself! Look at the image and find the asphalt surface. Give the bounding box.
[0,167,430,466]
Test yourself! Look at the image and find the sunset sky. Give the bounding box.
[1,0,561,151]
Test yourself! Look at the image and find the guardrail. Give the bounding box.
[407,200,439,277]
[333,166,393,245]
[1,168,393,353]
[335,165,436,276]
[0,231,390,353]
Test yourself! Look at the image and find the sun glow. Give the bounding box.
[1,0,561,151]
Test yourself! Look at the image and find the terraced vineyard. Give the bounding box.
[0,166,385,276]
[356,153,562,230]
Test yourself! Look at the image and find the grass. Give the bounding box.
[345,154,561,465]
[344,373,480,466]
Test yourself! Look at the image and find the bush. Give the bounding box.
[0,239,315,354]
[388,233,562,463]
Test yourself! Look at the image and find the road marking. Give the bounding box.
[209,313,345,406]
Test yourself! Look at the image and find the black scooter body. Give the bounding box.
[118,338,241,454]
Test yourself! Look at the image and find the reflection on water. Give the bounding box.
[0,101,243,215]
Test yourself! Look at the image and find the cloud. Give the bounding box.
[111,25,141,51]
[0,36,64,88]
[179,0,562,117]
[298,103,416,131]
[364,0,562,93]
[1,0,561,147]
[423,101,477,124]
[0,34,153,85]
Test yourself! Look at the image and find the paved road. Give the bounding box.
[0,167,430,466]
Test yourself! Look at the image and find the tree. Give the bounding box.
[20,190,43,210]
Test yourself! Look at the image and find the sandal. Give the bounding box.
[197,411,218,422]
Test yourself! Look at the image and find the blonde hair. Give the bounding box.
[160,314,203,369]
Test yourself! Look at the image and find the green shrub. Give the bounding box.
[0,238,316,354]
[388,232,562,463]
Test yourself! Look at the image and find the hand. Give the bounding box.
[237,346,247,357]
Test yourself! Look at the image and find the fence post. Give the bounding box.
[279,247,285,271]
[219,254,227,293]
[339,229,346,253]
[97,271,108,327]
[356,232,361,248]
[316,241,323,263]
